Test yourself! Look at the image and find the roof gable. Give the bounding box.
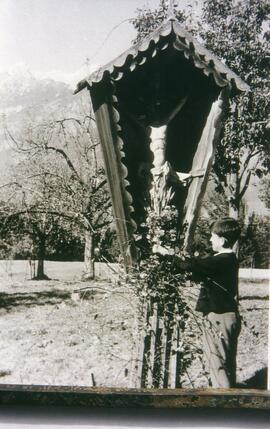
[75,18,249,94]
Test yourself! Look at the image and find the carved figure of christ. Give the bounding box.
[149,97,204,214]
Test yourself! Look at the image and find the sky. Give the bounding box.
[0,0,153,77]
[0,0,177,81]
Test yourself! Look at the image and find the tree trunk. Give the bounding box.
[228,204,239,220]
[83,229,95,280]
[227,175,240,255]
[37,258,44,279]
[227,173,240,221]
[35,234,49,280]
[229,204,240,256]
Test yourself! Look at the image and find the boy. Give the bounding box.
[178,217,241,388]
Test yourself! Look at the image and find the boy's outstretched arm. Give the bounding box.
[152,245,217,279]
[176,254,217,279]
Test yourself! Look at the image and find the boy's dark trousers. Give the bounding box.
[202,311,241,388]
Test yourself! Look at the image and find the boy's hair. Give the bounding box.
[211,217,241,248]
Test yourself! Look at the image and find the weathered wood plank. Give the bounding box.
[0,384,269,408]
[168,307,179,388]
[147,302,158,387]
[94,101,137,268]
[182,88,229,251]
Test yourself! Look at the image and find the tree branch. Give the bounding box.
[92,179,107,194]
[95,220,111,229]
[52,116,96,126]
[238,170,252,202]
[239,149,261,183]
[45,146,86,187]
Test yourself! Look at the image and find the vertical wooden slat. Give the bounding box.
[163,308,174,388]
[168,306,178,388]
[94,102,136,268]
[152,306,163,388]
[154,313,167,389]
[140,302,151,387]
[175,324,182,388]
[147,302,158,387]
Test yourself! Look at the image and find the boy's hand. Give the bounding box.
[152,245,174,256]
[177,259,192,270]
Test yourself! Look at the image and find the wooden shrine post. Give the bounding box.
[75,16,249,388]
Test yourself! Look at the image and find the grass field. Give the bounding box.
[0,260,268,388]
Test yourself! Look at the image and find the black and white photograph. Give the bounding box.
[0,0,269,399]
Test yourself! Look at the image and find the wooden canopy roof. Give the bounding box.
[74,17,249,268]
[75,18,249,94]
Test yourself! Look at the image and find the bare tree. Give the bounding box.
[1,100,112,279]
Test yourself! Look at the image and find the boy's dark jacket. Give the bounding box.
[177,252,239,315]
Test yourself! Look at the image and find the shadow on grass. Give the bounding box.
[0,286,103,310]
[237,367,268,389]
[0,290,71,310]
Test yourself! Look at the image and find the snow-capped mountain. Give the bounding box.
[0,64,74,115]
[0,63,98,127]
[0,63,93,166]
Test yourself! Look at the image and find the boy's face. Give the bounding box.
[210,232,225,253]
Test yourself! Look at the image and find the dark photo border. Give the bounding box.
[0,385,270,409]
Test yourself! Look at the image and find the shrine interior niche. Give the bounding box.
[114,43,221,225]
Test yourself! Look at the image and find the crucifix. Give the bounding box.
[148,96,204,215]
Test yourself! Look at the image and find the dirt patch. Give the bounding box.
[0,277,139,387]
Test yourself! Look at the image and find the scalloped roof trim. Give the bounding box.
[74,19,249,94]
